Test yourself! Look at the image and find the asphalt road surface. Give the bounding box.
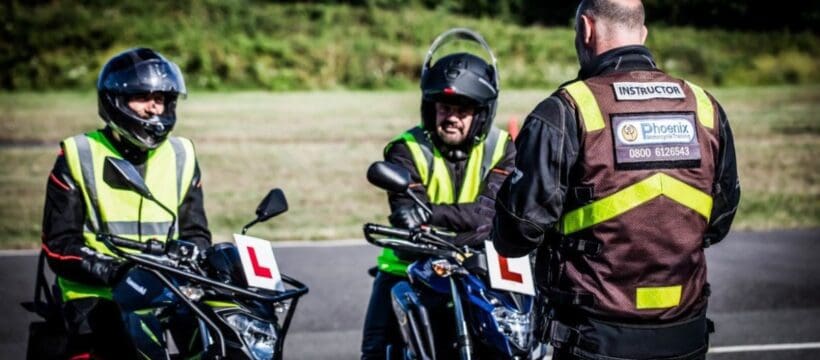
[2,229,819,359]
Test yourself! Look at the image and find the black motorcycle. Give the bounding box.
[364,161,547,360]
[23,157,308,359]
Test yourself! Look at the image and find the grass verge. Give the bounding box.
[0,86,817,248]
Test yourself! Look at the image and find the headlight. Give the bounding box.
[224,313,278,360]
[491,306,532,351]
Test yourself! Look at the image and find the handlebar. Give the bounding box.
[98,233,165,255]
[363,223,412,240]
[363,223,468,261]
[97,232,308,303]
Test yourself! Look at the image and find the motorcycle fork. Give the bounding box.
[450,277,473,360]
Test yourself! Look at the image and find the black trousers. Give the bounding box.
[62,297,137,359]
[361,271,405,360]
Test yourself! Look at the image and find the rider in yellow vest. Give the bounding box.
[361,29,516,360]
[41,48,210,359]
[493,1,740,359]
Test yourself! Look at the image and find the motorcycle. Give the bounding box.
[23,156,308,359]
[363,161,546,360]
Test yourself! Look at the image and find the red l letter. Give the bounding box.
[247,247,272,278]
[499,256,523,283]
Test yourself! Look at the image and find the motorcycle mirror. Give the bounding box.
[243,189,288,234]
[367,161,411,193]
[103,157,154,200]
[256,188,289,222]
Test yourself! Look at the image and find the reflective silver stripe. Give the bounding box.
[73,135,103,233]
[168,137,186,205]
[408,127,434,182]
[106,221,174,237]
[480,127,500,181]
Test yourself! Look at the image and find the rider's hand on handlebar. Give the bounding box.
[81,254,129,286]
[389,204,430,230]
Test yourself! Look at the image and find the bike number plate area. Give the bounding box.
[484,240,535,296]
[234,234,285,291]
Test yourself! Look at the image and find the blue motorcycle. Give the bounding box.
[23,157,308,359]
[364,161,546,360]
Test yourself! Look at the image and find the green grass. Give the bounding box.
[5,2,819,91]
[1,86,818,248]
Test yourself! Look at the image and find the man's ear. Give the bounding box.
[581,14,595,46]
[640,25,648,44]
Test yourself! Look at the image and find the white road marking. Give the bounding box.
[709,342,820,353]
[538,342,820,359]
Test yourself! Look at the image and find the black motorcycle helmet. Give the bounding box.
[97,48,187,150]
[420,28,499,149]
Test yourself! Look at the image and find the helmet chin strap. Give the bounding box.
[104,126,150,164]
[444,148,469,161]
[431,133,471,161]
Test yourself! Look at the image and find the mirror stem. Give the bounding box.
[241,219,259,235]
[152,199,177,242]
[406,190,432,216]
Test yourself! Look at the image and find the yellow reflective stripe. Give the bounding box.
[562,173,713,234]
[490,130,509,166]
[457,140,485,203]
[176,137,197,205]
[661,174,714,220]
[62,137,98,232]
[636,285,682,309]
[564,81,605,132]
[428,147,455,204]
[401,132,429,185]
[686,81,714,129]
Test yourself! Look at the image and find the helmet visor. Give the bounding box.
[422,68,497,106]
[100,59,187,97]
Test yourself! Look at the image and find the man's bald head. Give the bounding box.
[577,0,645,32]
[574,0,648,69]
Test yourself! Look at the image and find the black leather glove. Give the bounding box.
[81,255,128,286]
[389,204,431,230]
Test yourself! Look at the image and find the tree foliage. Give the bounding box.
[2,1,818,91]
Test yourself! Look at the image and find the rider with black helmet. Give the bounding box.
[361,28,516,359]
[40,48,210,358]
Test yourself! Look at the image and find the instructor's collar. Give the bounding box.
[578,45,657,80]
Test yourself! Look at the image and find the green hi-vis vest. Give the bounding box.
[376,126,509,276]
[58,130,196,301]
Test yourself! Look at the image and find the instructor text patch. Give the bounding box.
[613,82,685,101]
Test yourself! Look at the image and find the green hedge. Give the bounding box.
[3,1,819,91]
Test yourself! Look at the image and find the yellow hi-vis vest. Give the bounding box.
[376,126,509,276]
[58,129,196,301]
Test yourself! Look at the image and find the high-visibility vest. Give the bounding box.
[554,72,720,321]
[376,126,509,276]
[58,129,196,301]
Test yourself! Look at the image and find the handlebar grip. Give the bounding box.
[97,233,165,255]
[363,223,411,240]
[102,234,147,251]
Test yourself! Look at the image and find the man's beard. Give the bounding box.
[436,127,466,146]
